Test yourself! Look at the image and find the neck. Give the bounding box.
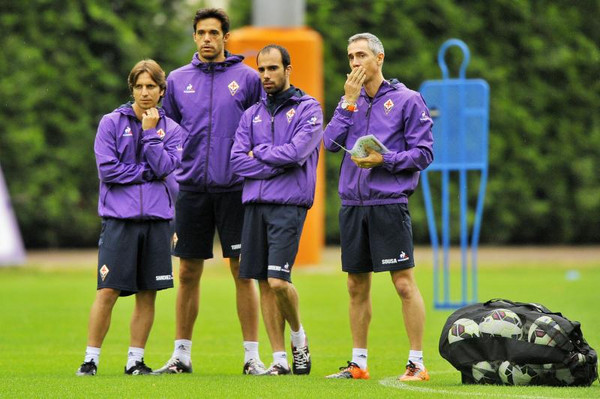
[132,103,144,121]
[364,73,384,98]
[199,52,226,63]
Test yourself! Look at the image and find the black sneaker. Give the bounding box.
[152,357,193,374]
[291,339,311,375]
[76,361,97,376]
[263,363,291,376]
[124,359,152,375]
[243,359,267,375]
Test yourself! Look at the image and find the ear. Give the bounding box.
[223,31,231,43]
[285,65,292,78]
[377,52,385,66]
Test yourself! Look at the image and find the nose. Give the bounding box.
[141,86,149,96]
[202,33,211,42]
[351,59,361,69]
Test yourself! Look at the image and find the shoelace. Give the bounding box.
[135,360,152,373]
[404,360,418,376]
[81,361,96,371]
[339,361,358,371]
[293,347,309,368]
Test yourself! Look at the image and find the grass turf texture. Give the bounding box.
[0,247,598,398]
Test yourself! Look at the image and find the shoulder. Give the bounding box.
[167,63,197,80]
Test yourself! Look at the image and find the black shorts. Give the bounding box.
[173,190,244,259]
[239,204,307,282]
[339,203,415,273]
[97,218,173,296]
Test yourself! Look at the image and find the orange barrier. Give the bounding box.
[227,26,324,265]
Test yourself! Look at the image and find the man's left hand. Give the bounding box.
[351,147,383,169]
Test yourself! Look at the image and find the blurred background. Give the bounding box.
[1,0,599,249]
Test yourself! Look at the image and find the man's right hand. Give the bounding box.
[344,66,366,104]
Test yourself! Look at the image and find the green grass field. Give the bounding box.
[0,247,599,398]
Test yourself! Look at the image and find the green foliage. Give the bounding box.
[0,0,192,246]
[2,0,599,246]
[301,0,600,244]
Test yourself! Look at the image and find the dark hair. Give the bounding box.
[193,8,230,34]
[127,59,166,94]
[257,44,291,69]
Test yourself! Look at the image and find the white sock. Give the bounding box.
[408,350,424,367]
[126,347,145,370]
[273,351,288,368]
[352,348,368,370]
[290,325,306,348]
[174,339,192,365]
[243,341,260,363]
[84,346,101,365]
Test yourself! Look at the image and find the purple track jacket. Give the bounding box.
[324,79,434,206]
[162,52,262,193]
[94,103,183,220]
[230,89,323,208]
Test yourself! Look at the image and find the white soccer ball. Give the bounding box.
[472,361,498,384]
[448,318,481,344]
[528,316,565,347]
[479,309,523,339]
[498,361,538,385]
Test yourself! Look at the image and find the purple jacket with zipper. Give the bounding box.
[95,103,183,220]
[162,52,262,193]
[230,89,323,208]
[324,79,434,206]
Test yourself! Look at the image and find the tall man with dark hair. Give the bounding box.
[324,33,434,381]
[76,59,182,376]
[231,45,322,376]
[154,8,265,375]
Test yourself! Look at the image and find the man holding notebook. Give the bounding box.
[323,32,434,381]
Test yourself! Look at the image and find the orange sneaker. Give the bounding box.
[325,361,370,379]
[398,361,430,381]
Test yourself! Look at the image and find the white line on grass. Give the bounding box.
[379,377,562,399]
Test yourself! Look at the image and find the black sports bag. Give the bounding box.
[439,298,598,386]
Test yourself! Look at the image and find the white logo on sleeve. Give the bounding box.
[100,264,109,281]
[419,111,432,123]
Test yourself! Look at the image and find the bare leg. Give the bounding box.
[176,258,204,340]
[229,257,259,341]
[130,290,157,348]
[267,278,301,332]
[259,280,285,352]
[391,268,425,351]
[347,272,372,349]
[87,288,121,347]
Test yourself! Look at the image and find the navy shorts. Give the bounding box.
[239,204,307,282]
[339,203,415,273]
[97,218,174,296]
[173,190,244,259]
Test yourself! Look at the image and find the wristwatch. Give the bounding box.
[340,101,356,112]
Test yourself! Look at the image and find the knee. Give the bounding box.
[394,277,416,299]
[178,260,203,286]
[96,288,120,306]
[347,276,370,300]
[267,278,289,294]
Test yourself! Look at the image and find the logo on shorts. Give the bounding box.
[398,251,410,262]
[100,264,109,281]
[155,274,173,281]
[231,243,241,250]
[268,264,290,273]
[381,251,410,265]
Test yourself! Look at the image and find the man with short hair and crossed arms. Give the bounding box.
[231,44,322,376]
[324,32,434,381]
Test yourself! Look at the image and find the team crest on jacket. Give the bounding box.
[100,264,109,281]
[123,126,132,137]
[156,128,165,139]
[286,108,296,123]
[384,99,394,115]
[228,81,240,96]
